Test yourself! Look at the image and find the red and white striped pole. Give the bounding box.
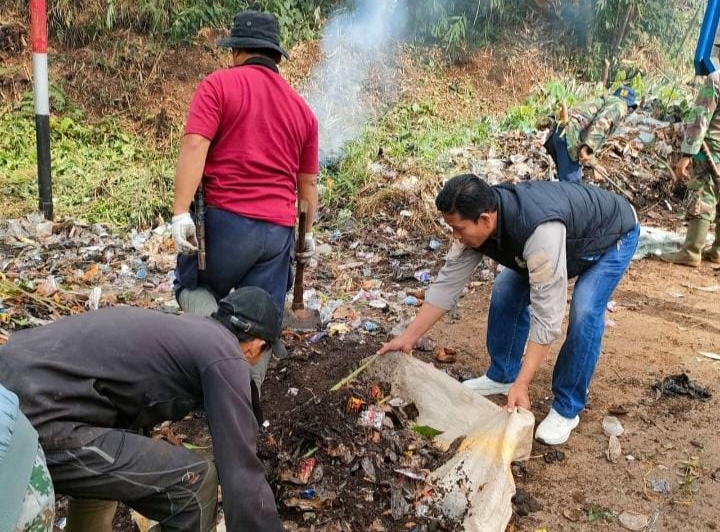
[30,0,53,220]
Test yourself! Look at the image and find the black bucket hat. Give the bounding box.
[217,286,287,358]
[217,11,289,59]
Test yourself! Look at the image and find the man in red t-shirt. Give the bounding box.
[171,11,319,388]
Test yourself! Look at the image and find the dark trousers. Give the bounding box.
[175,207,294,318]
[544,129,583,183]
[45,431,218,532]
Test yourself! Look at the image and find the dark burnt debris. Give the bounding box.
[259,379,464,532]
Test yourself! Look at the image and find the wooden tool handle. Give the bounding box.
[292,201,308,311]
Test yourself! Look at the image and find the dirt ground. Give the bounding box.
[143,257,719,532]
[253,256,720,531]
[425,259,720,531]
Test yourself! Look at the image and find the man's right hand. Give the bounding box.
[172,213,198,253]
[377,334,415,355]
[675,155,692,182]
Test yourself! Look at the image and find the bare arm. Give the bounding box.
[173,134,211,215]
[297,173,318,233]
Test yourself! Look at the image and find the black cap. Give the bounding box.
[217,11,289,59]
[216,286,288,359]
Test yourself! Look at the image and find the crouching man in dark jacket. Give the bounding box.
[0,286,285,532]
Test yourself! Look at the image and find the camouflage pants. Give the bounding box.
[686,159,720,222]
[14,446,55,532]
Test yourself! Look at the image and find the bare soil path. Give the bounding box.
[427,259,720,531]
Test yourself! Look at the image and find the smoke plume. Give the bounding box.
[302,0,407,166]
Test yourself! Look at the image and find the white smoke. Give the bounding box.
[302,0,407,166]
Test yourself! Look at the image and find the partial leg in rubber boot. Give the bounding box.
[660,219,709,266]
[703,221,720,264]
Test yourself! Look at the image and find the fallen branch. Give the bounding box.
[0,279,75,314]
[330,354,379,391]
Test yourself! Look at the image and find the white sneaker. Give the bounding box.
[535,408,580,445]
[462,375,512,395]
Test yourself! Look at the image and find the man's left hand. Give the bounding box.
[505,381,531,412]
[296,234,315,265]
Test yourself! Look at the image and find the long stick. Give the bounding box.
[0,279,75,314]
[330,354,379,391]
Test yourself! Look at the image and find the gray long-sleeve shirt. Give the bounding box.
[0,307,283,532]
[425,221,568,345]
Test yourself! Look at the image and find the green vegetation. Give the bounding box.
[5,0,332,47]
[587,506,615,523]
[0,89,174,229]
[321,71,696,211]
[2,66,696,229]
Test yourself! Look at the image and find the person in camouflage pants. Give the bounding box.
[542,86,637,182]
[0,383,54,532]
[14,447,55,532]
[662,71,720,266]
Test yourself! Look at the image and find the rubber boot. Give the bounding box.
[660,219,710,267]
[703,221,720,264]
[66,498,118,532]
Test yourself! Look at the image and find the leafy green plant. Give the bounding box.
[11,0,332,47]
[1,94,174,228]
[587,506,614,523]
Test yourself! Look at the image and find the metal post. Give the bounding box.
[30,0,53,220]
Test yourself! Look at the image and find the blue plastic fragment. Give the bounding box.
[363,321,379,332]
[308,332,327,344]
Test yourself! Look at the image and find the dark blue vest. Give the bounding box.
[476,182,637,278]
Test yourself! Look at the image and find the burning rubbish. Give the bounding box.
[302,0,407,166]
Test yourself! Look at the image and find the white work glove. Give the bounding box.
[296,233,315,265]
[171,212,198,254]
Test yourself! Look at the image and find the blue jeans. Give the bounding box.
[485,224,640,418]
[544,129,583,183]
[174,207,294,317]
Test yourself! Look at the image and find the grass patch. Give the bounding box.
[0,108,174,229]
[323,101,492,207]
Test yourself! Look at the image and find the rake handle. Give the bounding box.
[292,201,308,311]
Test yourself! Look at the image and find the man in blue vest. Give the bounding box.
[379,174,639,445]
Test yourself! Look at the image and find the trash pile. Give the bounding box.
[363,106,687,232]
[592,110,682,214]
[0,214,177,342]
[257,349,534,532]
[259,379,464,532]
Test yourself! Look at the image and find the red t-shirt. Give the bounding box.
[185,64,318,227]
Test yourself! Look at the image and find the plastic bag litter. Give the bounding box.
[634,226,714,260]
[368,353,534,532]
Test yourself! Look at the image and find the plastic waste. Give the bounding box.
[414,269,431,283]
[602,416,625,437]
[404,295,419,306]
[363,320,380,333]
[634,226,714,260]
